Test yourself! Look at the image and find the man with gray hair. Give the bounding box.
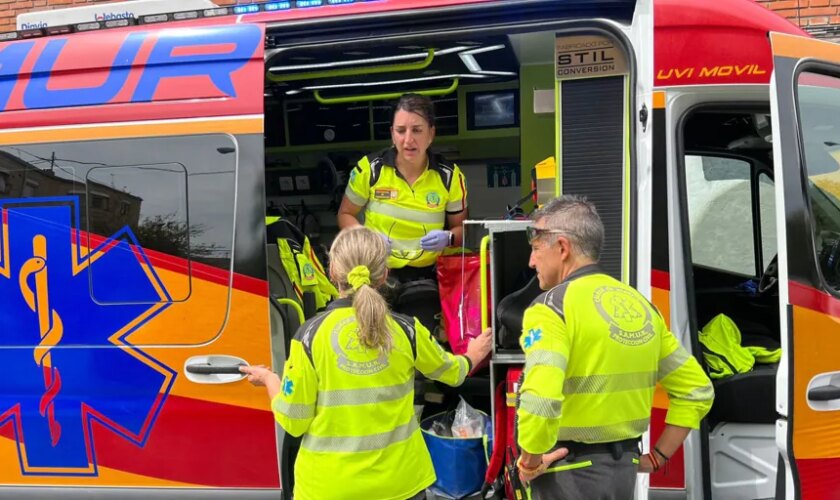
[515,195,713,499]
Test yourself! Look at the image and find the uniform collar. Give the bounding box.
[326,297,353,311]
[561,263,603,284]
[383,146,434,181]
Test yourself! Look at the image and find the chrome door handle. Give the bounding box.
[183,355,249,384]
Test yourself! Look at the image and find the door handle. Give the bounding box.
[808,383,840,402]
[806,371,840,411]
[183,355,249,384]
[186,363,244,375]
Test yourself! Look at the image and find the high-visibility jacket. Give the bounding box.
[516,265,713,454]
[699,313,781,379]
[266,216,337,311]
[344,147,468,269]
[272,298,472,500]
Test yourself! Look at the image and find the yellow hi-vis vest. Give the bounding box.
[266,216,337,312]
[272,298,472,500]
[345,147,467,269]
[699,313,781,379]
[517,265,714,454]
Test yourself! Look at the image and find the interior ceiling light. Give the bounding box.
[270,46,469,73]
[285,73,488,95]
[458,44,514,78]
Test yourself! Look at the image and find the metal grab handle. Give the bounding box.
[185,363,245,375]
[808,384,840,402]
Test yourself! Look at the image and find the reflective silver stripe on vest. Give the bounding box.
[302,419,419,453]
[272,398,315,420]
[658,346,690,381]
[319,379,414,407]
[345,187,368,207]
[525,349,568,372]
[558,418,649,443]
[563,371,657,395]
[427,357,454,380]
[676,383,714,402]
[519,391,562,418]
[367,200,445,225]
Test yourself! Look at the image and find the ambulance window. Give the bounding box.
[797,71,840,290]
[685,155,756,276]
[0,135,236,310]
[758,172,777,270]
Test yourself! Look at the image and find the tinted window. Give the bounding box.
[0,135,235,345]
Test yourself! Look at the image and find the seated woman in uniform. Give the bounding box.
[337,93,469,284]
[241,227,491,500]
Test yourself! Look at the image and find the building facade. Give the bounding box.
[0,1,837,40]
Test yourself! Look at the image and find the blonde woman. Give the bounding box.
[242,226,492,500]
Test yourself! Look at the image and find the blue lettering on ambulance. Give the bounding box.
[0,23,262,112]
[0,42,35,111]
[133,24,261,102]
[24,34,145,109]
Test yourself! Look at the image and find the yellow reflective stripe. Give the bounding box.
[525,349,568,371]
[658,347,690,381]
[302,419,418,453]
[674,383,714,402]
[563,371,656,395]
[345,187,368,206]
[519,391,562,418]
[632,458,640,465]
[272,398,315,420]
[544,460,593,474]
[367,200,445,225]
[427,356,468,384]
[318,379,414,407]
[427,357,454,380]
[558,418,649,443]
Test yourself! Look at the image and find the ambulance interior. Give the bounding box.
[261,26,559,494]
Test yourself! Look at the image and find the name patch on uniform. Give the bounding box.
[593,286,654,346]
[374,188,398,200]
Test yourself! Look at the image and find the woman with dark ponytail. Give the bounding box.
[242,226,492,500]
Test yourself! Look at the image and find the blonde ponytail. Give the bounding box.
[330,227,392,354]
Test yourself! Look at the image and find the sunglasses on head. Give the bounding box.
[525,226,569,244]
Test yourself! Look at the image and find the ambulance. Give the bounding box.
[0,0,836,498]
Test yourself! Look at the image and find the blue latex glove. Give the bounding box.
[420,230,451,251]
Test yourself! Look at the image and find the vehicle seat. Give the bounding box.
[393,278,441,335]
[496,275,542,350]
[706,333,779,426]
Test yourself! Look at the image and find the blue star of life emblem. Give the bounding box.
[0,197,175,476]
[282,376,294,397]
[523,328,543,349]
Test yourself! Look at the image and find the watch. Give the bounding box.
[448,231,455,246]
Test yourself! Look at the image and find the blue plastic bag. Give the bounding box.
[421,412,488,499]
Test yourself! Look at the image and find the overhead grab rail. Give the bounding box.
[313,78,459,105]
[267,49,436,83]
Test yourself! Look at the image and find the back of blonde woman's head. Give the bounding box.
[329,226,392,353]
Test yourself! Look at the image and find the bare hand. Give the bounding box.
[240,365,275,387]
[466,328,493,365]
[638,454,655,473]
[518,447,569,484]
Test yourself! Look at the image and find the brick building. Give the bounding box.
[0,0,837,37]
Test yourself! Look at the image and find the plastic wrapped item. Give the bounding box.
[451,397,484,438]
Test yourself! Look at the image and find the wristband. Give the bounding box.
[654,446,670,463]
[447,231,454,246]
